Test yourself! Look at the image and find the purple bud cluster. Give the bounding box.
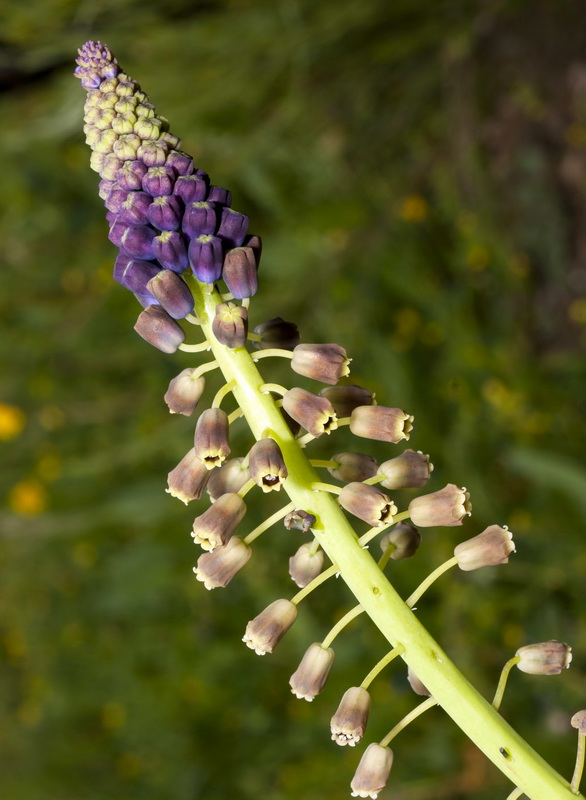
[75,41,261,351]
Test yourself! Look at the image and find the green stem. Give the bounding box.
[505,788,525,800]
[244,502,295,545]
[379,697,438,748]
[187,275,580,800]
[492,657,521,711]
[405,556,458,608]
[360,645,406,690]
[572,733,585,793]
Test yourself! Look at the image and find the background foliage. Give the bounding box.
[1,1,585,798]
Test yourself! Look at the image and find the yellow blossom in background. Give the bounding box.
[0,403,26,441]
[8,480,48,515]
[399,194,428,222]
[466,243,490,271]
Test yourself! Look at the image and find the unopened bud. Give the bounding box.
[120,223,157,260]
[339,482,397,527]
[516,641,572,675]
[191,493,246,551]
[248,438,288,492]
[194,408,230,469]
[350,743,394,799]
[134,305,185,353]
[291,343,351,385]
[330,686,371,747]
[407,666,431,696]
[409,484,471,527]
[217,207,249,248]
[289,542,324,587]
[147,193,183,231]
[222,246,258,299]
[242,598,298,655]
[328,453,378,483]
[211,302,248,348]
[164,369,205,416]
[289,643,335,701]
[284,509,316,532]
[350,406,414,443]
[153,230,189,273]
[188,234,224,283]
[113,255,159,293]
[282,388,338,437]
[207,458,251,501]
[454,525,515,571]
[146,269,194,319]
[166,448,210,503]
[380,522,421,560]
[320,384,374,418]
[193,535,251,589]
[378,450,433,490]
[253,317,300,350]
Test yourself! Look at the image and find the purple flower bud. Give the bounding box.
[350,744,394,799]
[98,178,116,201]
[378,450,433,490]
[113,254,160,293]
[142,165,175,196]
[222,246,258,299]
[243,233,262,266]
[166,150,194,176]
[106,210,117,226]
[339,482,397,527]
[133,291,157,308]
[118,191,151,225]
[289,643,335,702]
[207,458,251,501]
[146,270,194,319]
[188,234,224,283]
[289,542,324,588]
[192,493,246,551]
[75,41,119,89]
[164,368,205,416]
[166,448,210,504]
[248,438,288,492]
[153,230,189,272]
[350,405,414,444]
[331,687,371,746]
[217,207,249,247]
[182,201,218,239]
[147,194,183,231]
[103,183,128,213]
[120,224,157,260]
[243,599,297,655]
[194,408,230,469]
[211,302,248,348]
[328,453,378,483]
[380,522,421,560]
[516,641,572,675]
[253,317,300,350]
[136,139,168,167]
[282,388,338,437]
[173,174,208,204]
[291,343,351,385]
[320,385,374,418]
[409,484,472,527]
[108,219,126,247]
[207,185,231,205]
[194,535,252,590]
[133,305,185,353]
[117,160,148,191]
[100,154,123,180]
[160,131,181,150]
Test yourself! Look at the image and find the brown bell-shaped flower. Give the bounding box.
[350,405,413,443]
[164,368,205,416]
[330,686,371,747]
[339,482,397,527]
[516,641,572,675]
[207,457,251,501]
[289,542,324,587]
[408,483,471,527]
[191,493,246,551]
[289,643,335,701]
[211,301,248,349]
[166,447,210,504]
[377,449,433,490]
[454,525,515,571]
[193,535,251,589]
[290,343,351,385]
[282,388,338,437]
[248,438,288,492]
[328,453,378,483]
[242,598,298,655]
[350,743,394,799]
[194,408,230,469]
[320,385,374,418]
[379,522,421,560]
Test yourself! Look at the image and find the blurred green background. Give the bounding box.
[1,1,585,798]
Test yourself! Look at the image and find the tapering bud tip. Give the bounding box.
[350,743,394,799]
[193,536,251,589]
[242,599,298,655]
[212,302,248,348]
[454,525,515,571]
[75,41,119,89]
[330,687,371,747]
[408,483,471,527]
[289,643,335,701]
[515,641,572,675]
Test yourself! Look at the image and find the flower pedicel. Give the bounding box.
[75,42,581,800]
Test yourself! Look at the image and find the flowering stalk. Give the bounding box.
[75,42,580,800]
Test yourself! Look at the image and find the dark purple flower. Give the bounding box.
[118,191,151,225]
[243,233,262,267]
[207,186,231,205]
[113,254,160,293]
[147,194,183,231]
[153,230,189,272]
[217,207,249,247]
[182,201,218,239]
[146,270,194,319]
[222,246,258,299]
[142,165,175,197]
[120,224,157,260]
[173,175,209,204]
[134,291,158,308]
[188,234,224,283]
[166,150,194,176]
[117,160,148,191]
[134,305,185,353]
